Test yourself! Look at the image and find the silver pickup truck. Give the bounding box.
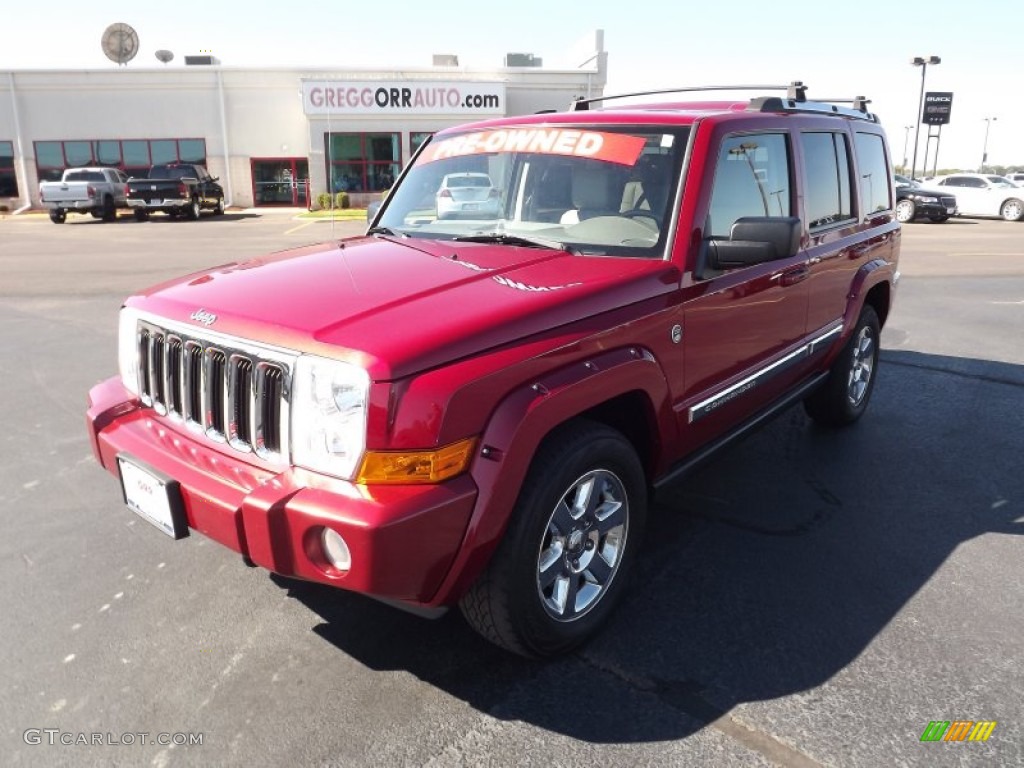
[38,167,129,223]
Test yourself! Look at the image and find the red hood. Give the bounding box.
[129,235,678,380]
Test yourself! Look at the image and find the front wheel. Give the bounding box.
[1000,198,1024,222]
[49,209,66,224]
[804,305,881,427]
[459,421,646,657]
[894,199,916,223]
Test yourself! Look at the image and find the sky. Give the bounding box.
[2,0,1020,172]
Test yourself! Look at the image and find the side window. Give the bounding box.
[854,132,892,215]
[706,134,790,237]
[801,132,853,229]
[968,178,986,188]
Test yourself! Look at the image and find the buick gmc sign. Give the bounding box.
[302,80,505,116]
[923,92,954,125]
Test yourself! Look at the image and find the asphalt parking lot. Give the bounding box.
[1,211,1021,767]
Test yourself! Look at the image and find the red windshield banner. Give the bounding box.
[420,129,647,166]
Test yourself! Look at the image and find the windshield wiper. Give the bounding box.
[453,232,580,255]
[367,226,401,236]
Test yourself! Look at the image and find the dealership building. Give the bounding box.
[0,32,607,211]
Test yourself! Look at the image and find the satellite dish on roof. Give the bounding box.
[155,49,174,65]
[101,23,139,65]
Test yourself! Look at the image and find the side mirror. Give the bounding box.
[697,216,802,277]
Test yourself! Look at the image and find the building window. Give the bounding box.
[33,139,207,181]
[0,141,18,197]
[410,132,433,158]
[326,133,399,193]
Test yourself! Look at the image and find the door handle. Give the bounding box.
[776,265,809,286]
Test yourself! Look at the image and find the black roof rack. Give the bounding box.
[571,81,878,123]
[571,82,806,111]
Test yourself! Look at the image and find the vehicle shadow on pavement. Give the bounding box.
[278,350,1022,744]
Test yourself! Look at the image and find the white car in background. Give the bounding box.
[436,173,501,218]
[932,173,1024,221]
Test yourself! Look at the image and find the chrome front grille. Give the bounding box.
[136,321,293,463]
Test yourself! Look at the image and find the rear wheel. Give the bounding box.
[101,196,116,222]
[214,196,225,215]
[49,209,66,224]
[1000,198,1024,222]
[894,199,916,223]
[186,197,201,220]
[804,305,881,427]
[459,421,646,657]
[133,209,149,222]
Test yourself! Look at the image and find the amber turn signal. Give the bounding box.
[355,438,477,484]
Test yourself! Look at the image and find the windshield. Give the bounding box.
[378,125,689,258]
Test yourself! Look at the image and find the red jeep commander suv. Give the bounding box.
[88,83,899,657]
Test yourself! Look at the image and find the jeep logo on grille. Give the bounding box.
[190,309,217,326]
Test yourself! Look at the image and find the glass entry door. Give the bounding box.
[252,158,309,206]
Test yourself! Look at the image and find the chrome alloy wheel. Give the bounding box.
[847,325,875,406]
[536,469,628,622]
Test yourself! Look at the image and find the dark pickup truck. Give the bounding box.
[126,163,225,221]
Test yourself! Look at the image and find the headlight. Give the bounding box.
[118,307,141,396]
[291,355,370,480]
[910,194,938,203]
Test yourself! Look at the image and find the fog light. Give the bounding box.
[321,528,351,572]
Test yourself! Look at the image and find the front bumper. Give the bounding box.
[912,199,957,218]
[87,377,478,606]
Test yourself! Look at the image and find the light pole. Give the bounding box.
[902,125,914,175]
[980,117,997,173]
[910,56,940,180]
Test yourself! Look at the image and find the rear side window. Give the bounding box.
[800,132,853,229]
[854,132,892,215]
[706,134,791,237]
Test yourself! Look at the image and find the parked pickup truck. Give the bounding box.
[126,163,225,221]
[38,167,129,223]
[88,82,900,657]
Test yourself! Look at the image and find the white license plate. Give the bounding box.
[117,456,186,539]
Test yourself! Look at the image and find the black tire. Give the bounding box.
[1000,198,1024,222]
[894,199,916,223]
[459,420,647,657]
[804,305,881,427]
[49,209,66,224]
[133,209,149,222]
[186,197,201,220]
[101,196,117,222]
[214,196,225,215]
[927,214,949,223]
